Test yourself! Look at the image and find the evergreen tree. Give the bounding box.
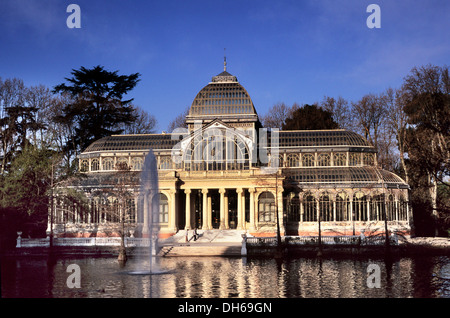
[53,65,141,154]
[282,104,338,130]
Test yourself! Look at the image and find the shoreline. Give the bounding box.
[1,236,449,258]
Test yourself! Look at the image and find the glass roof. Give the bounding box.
[188,75,257,117]
[287,166,407,186]
[276,130,373,148]
[83,134,184,153]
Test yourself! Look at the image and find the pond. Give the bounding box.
[1,254,449,298]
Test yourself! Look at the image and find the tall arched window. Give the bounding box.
[258,192,275,223]
[159,193,169,223]
[287,193,300,222]
[399,195,408,221]
[353,192,368,221]
[303,193,317,222]
[319,193,332,221]
[370,194,385,221]
[127,198,136,223]
[336,192,349,221]
[184,128,250,171]
[387,194,395,221]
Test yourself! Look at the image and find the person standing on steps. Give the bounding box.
[193,228,198,241]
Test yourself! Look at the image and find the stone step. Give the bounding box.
[161,229,248,244]
[158,244,242,257]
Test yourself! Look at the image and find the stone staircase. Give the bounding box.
[158,229,249,256]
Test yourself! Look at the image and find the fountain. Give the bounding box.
[128,150,171,275]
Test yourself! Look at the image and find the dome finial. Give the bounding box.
[224,48,227,71]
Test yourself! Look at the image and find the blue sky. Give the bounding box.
[0,0,449,131]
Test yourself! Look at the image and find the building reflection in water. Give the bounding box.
[1,255,449,298]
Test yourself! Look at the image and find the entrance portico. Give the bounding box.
[178,169,283,235]
[183,187,265,232]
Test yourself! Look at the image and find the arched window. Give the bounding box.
[287,154,300,167]
[370,194,385,221]
[318,153,331,167]
[363,153,375,166]
[131,157,143,170]
[349,153,361,166]
[91,158,99,171]
[102,158,114,171]
[80,159,89,172]
[287,193,300,222]
[159,193,169,223]
[277,154,284,168]
[303,193,317,222]
[302,153,315,167]
[160,156,172,170]
[336,192,349,221]
[333,153,346,166]
[184,128,250,171]
[319,193,332,221]
[399,195,408,221]
[116,157,129,169]
[353,192,368,221]
[258,192,275,223]
[387,194,395,221]
[127,198,136,223]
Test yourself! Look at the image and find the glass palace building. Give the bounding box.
[50,68,412,238]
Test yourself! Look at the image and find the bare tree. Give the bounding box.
[122,105,157,134]
[319,96,352,130]
[260,102,299,129]
[96,161,140,262]
[401,64,450,235]
[351,93,387,151]
[25,84,54,147]
[167,106,189,132]
[385,87,409,182]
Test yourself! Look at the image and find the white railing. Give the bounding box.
[17,237,153,248]
[246,234,398,247]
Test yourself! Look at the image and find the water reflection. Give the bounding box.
[1,255,449,298]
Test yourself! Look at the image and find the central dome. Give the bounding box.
[187,70,258,120]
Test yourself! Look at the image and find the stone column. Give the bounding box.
[236,188,243,230]
[277,189,284,234]
[169,190,177,232]
[219,188,226,230]
[249,188,256,231]
[224,191,229,229]
[333,199,336,221]
[185,189,191,230]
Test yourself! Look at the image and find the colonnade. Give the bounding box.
[183,187,283,232]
